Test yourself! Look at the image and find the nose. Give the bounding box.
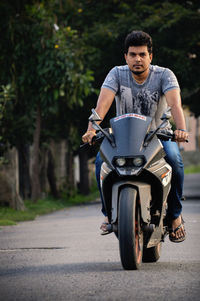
[135,55,141,62]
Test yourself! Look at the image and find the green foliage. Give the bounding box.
[1,0,199,151]
[68,0,200,116]
[0,84,15,163]
[0,0,95,150]
[0,0,199,200]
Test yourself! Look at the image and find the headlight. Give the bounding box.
[132,157,144,167]
[115,158,126,167]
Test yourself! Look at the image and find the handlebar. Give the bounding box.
[156,130,188,143]
[80,131,105,151]
[156,131,174,141]
[80,128,188,151]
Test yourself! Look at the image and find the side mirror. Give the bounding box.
[89,109,102,122]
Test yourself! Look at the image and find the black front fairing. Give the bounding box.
[98,113,172,245]
[100,113,164,174]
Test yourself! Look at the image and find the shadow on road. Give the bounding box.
[1,259,199,277]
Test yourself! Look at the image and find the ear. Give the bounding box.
[150,53,153,62]
[124,53,127,63]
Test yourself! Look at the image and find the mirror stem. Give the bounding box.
[92,121,115,147]
[144,119,168,147]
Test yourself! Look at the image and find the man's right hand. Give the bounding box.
[82,131,96,145]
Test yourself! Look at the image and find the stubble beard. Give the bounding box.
[131,70,145,75]
[131,65,149,75]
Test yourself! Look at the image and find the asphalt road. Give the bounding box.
[0,174,200,301]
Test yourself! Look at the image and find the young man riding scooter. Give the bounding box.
[82,30,188,242]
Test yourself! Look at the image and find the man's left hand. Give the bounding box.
[174,129,189,142]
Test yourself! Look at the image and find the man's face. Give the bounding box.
[125,45,152,75]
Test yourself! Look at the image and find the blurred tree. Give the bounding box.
[0,0,94,201]
[64,0,200,116]
[140,0,200,116]
[0,0,199,203]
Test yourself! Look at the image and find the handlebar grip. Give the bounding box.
[172,134,189,143]
[80,132,104,151]
[157,132,189,143]
[80,136,97,150]
[80,142,90,151]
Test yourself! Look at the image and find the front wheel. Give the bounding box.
[118,186,143,270]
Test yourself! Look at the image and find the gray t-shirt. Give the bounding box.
[102,64,180,129]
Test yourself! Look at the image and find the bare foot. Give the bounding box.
[100,216,109,232]
[104,216,108,224]
[171,215,185,239]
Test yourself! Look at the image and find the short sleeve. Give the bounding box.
[162,68,180,94]
[101,67,119,93]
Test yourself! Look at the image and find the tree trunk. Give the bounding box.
[47,149,59,198]
[196,117,200,151]
[31,105,41,202]
[66,148,75,195]
[10,147,25,210]
[0,147,25,210]
[79,150,90,195]
[18,144,31,199]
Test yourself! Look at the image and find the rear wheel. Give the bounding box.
[142,243,162,262]
[119,186,143,270]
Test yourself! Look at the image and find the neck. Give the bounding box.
[131,68,150,84]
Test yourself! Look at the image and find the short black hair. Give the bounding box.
[124,31,153,54]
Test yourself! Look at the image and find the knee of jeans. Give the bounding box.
[167,153,184,170]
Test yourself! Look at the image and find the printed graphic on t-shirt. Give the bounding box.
[120,86,159,117]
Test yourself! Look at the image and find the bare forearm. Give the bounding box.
[171,105,186,130]
[87,88,115,132]
[165,89,188,142]
[83,88,115,144]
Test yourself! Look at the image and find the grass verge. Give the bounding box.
[0,189,99,226]
[184,165,200,174]
[1,166,199,227]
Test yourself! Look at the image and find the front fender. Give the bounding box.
[111,181,151,224]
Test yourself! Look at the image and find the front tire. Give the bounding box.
[119,186,143,270]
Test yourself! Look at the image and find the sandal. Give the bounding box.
[169,216,186,243]
[100,222,109,235]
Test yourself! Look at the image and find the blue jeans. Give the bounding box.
[95,140,184,220]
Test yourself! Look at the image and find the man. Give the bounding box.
[82,31,188,242]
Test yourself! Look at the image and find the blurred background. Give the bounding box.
[0,0,199,212]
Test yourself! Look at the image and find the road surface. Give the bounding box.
[0,174,200,301]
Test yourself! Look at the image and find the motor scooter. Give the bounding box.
[81,109,176,270]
